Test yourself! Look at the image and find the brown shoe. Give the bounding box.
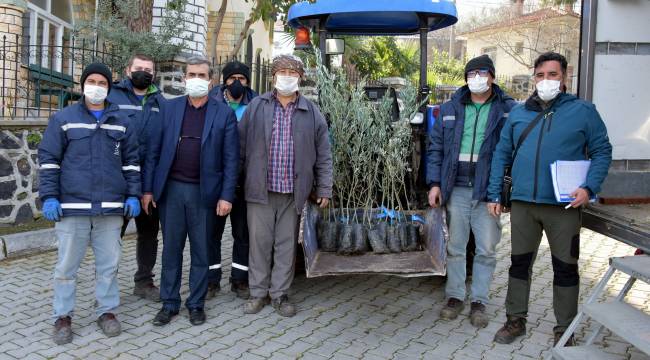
[244,296,270,314]
[554,331,576,347]
[494,316,526,344]
[53,316,72,345]
[133,283,161,302]
[231,280,250,300]
[206,283,220,300]
[469,302,489,328]
[272,295,297,317]
[440,298,465,320]
[97,313,121,337]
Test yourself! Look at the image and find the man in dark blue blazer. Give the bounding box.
[142,56,239,326]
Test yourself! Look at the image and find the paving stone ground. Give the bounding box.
[0,218,649,360]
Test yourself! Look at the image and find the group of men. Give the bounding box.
[426,52,612,346]
[39,54,332,345]
[38,49,612,349]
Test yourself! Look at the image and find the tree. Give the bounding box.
[126,0,154,32]
[349,37,419,79]
[77,0,190,71]
[209,0,228,62]
[229,0,274,58]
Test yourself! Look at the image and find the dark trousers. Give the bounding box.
[159,180,216,311]
[208,189,249,285]
[121,208,160,285]
[506,201,582,333]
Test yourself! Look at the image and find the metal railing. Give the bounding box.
[1,33,274,120]
[1,34,120,120]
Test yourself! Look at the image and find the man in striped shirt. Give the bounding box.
[239,55,333,317]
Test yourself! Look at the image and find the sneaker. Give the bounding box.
[97,313,121,337]
[554,331,576,347]
[133,283,161,302]
[243,296,270,314]
[272,295,297,317]
[493,316,526,344]
[53,316,72,345]
[469,302,489,328]
[440,298,465,320]
[206,283,220,300]
[231,280,250,300]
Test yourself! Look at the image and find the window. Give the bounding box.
[481,46,497,62]
[25,0,73,73]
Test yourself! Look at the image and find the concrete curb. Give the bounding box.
[0,219,136,261]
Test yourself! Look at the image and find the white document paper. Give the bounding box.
[550,160,592,203]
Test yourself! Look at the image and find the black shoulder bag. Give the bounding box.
[500,108,553,208]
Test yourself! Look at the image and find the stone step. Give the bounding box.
[552,345,618,360]
[583,301,650,355]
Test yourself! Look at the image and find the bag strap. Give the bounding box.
[512,107,553,161]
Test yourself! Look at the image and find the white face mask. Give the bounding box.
[536,79,562,102]
[467,74,490,94]
[185,78,210,98]
[275,75,300,96]
[84,85,108,105]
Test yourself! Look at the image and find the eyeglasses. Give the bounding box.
[466,69,490,77]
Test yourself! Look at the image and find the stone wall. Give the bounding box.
[153,0,207,55]
[0,125,44,225]
[206,11,245,60]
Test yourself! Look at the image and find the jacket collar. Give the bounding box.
[113,78,161,97]
[260,91,309,111]
[524,91,575,112]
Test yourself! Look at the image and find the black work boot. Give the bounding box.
[133,283,161,302]
[231,280,250,300]
[440,298,465,320]
[53,316,72,345]
[469,302,489,328]
[97,313,121,337]
[494,316,527,344]
[554,331,576,347]
[205,283,220,300]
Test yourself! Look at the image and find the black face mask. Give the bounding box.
[130,71,154,90]
[227,79,245,100]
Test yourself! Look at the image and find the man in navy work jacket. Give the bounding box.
[39,63,141,345]
[206,60,258,300]
[142,56,239,327]
[487,52,612,346]
[108,53,166,302]
[427,54,516,328]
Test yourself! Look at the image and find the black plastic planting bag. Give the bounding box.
[368,223,389,254]
[405,223,420,251]
[337,224,354,255]
[386,224,401,253]
[351,223,369,254]
[317,220,337,252]
[397,223,408,251]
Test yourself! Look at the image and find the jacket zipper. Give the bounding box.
[532,112,554,201]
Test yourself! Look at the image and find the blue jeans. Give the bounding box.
[445,187,501,304]
[52,215,123,321]
[159,180,215,312]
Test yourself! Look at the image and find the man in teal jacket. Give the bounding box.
[487,52,612,346]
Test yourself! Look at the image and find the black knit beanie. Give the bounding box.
[465,54,495,80]
[80,62,112,92]
[222,61,251,83]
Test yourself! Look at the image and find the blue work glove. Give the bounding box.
[42,198,63,222]
[124,197,141,218]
